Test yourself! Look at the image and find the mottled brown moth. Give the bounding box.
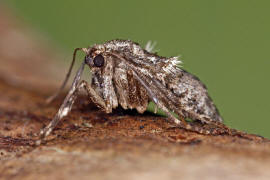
[37,39,233,144]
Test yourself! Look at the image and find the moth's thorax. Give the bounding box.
[86,45,105,59]
[87,40,146,60]
[105,40,145,56]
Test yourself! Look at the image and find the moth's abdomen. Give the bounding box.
[169,70,223,123]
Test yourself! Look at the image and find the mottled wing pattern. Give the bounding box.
[103,40,223,123]
[168,70,223,122]
[113,59,149,113]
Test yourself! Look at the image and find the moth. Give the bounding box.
[38,39,229,144]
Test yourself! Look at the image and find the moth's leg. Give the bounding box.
[38,84,81,144]
[101,56,118,112]
[37,80,107,145]
[149,78,190,125]
[132,72,183,126]
[37,61,86,145]
[147,88,198,132]
[80,80,107,111]
[150,92,216,134]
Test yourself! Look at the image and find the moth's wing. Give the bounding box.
[125,52,223,123]
[142,54,223,123]
[123,55,184,117]
[131,65,226,135]
[113,59,149,113]
[168,69,223,123]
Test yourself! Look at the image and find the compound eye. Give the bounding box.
[93,54,104,67]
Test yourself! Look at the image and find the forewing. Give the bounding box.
[168,70,223,122]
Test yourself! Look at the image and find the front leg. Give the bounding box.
[37,80,107,145]
[80,80,111,113]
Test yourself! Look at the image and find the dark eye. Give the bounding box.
[93,54,104,67]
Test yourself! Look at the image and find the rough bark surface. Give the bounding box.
[1,6,270,180]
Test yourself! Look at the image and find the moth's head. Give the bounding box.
[84,45,107,72]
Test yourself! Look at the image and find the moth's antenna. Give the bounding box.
[46,48,84,104]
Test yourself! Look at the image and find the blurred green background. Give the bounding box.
[5,0,270,137]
